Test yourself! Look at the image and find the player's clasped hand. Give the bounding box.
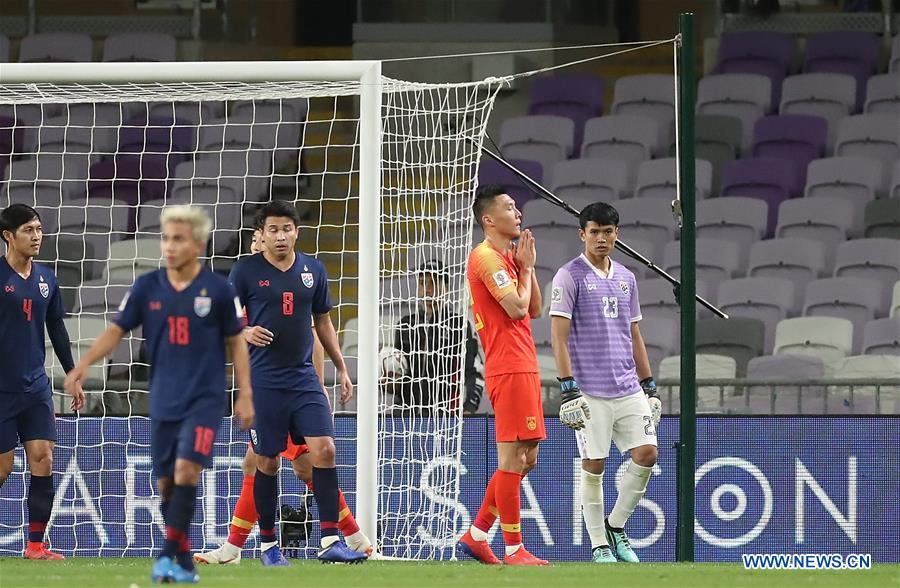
[244,325,274,347]
[514,228,536,270]
[558,376,591,430]
[62,366,86,412]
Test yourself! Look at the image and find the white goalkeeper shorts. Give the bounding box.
[575,390,657,460]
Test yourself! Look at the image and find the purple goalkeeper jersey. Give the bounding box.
[549,255,642,399]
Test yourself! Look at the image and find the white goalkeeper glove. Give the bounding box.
[641,377,661,431]
[558,377,591,430]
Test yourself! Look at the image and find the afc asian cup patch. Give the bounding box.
[619,281,630,296]
[38,282,50,299]
[301,272,314,289]
[526,416,537,431]
[551,286,562,303]
[193,296,212,317]
[492,269,512,289]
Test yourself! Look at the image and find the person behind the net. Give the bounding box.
[0,204,85,561]
[196,228,374,565]
[64,205,254,583]
[548,201,661,564]
[390,259,483,416]
[457,184,548,566]
[226,201,366,565]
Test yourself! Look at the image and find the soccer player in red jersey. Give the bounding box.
[457,185,548,566]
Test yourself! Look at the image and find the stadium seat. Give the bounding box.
[663,238,742,285]
[803,277,883,354]
[658,353,737,414]
[834,114,900,190]
[863,197,900,239]
[717,277,796,352]
[88,155,170,212]
[478,157,544,210]
[824,355,900,414]
[637,314,678,373]
[534,239,570,288]
[0,34,8,62]
[892,35,900,74]
[892,162,900,199]
[611,238,656,280]
[893,281,900,317]
[715,31,793,107]
[73,283,131,316]
[863,318,900,356]
[779,73,856,151]
[148,101,225,126]
[581,115,659,190]
[748,238,827,309]
[864,74,900,115]
[611,198,677,261]
[804,156,881,226]
[696,316,765,376]
[119,115,197,155]
[19,32,93,63]
[833,239,899,313]
[529,224,583,262]
[528,75,604,157]
[530,314,551,350]
[499,115,574,184]
[693,114,741,190]
[340,318,359,355]
[697,196,768,265]
[638,277,714,320]
[106,238,163,285]
[775,196,855,269]
[773,316,853,364]
[803,31,880,111]
[610,74,675,153]
[751,114,827,185]
[53,317,108,383]
[720,157,800,236]
[194,150,271,202]
[171,159,245,206]
[697,73,772,151]
[550,158,629,206]
[740,354,826,414]
[102,32,177,62]
[2,155,88,203]
[634,157,712,201]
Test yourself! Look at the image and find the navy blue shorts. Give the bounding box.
[151,409,222,478]
[0,387,56,453]
[251,388,333,458]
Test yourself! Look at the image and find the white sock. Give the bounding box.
[221,542,241,558]
[345,531,369,550]
[607,461,653,529]
[260,541,277,552]
[469,525,488,542]
[580,469,608,548]
[321,535,340,549]
[504,543,522,556]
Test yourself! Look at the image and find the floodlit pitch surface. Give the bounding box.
[0,559,897,588]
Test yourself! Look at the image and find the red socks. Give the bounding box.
[495,470,524,546]
[473,471,500,534]
[227,475,257,548]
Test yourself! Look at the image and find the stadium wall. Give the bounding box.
[0,417,896,563]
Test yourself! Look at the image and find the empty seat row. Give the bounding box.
[1,32,176,63]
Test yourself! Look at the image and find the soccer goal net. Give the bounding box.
[0,61,503,559]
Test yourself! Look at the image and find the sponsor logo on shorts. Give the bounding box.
[526,416,537,431]
[492,269,512,289]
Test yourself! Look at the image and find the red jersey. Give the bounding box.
[467,240,538,378]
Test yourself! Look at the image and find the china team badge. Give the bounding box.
[526,416,537,431]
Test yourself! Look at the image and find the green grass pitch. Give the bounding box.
[0,559,897,588]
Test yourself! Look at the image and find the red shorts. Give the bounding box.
[487,372,546,442]
[247,436,310,461]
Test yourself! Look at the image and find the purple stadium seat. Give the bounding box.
[697,196,768,265]
[550,158,629,206]
[478,158,544,210]
[528,75,604,157]
[581,115,659,190]
[717,277,796,351]
[863,318,900,356]
[634,157,712,200]
[720,157,800,237]
[663,238,742,285]
[775,196,855,270]
[803,32,880,111]
[611,74,675,154]
[833,239,900,314]
[864,74,900,115]
[19,32,93,63]
[748,238,828,309]
[611,198,677,262]
[499,115,574,184]
[697,73,772,151]
[88,154,170,225]
[804,277,883,354]
[752,115,827,185]
[118,116,196,157]
[716,31,793,107]
[102,33,177,62]
[742,354,826,414]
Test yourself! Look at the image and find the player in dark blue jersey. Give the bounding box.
[0,204,84,561]
[64,206,254,584]
[228,201,365,565]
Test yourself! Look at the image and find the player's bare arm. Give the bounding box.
[528,270,542,319]
[551,315,573,378]
[63,323,126,408]
[313,312,353,404]
[227,333,255,430]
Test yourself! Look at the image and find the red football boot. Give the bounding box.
[457,530,500,565]
[503,546,549,566]
[24,543,65,560]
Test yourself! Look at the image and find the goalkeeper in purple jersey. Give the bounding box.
[65,205,254,584]
[549,201,660,565]
[0,204,84,561]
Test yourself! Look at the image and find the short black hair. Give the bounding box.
[472,184,508,227]
[254,201,301,230]
[417,259,448,284]
[0,204,41,244]
[579,201,619,230]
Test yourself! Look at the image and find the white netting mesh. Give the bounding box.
[0,73,501,558]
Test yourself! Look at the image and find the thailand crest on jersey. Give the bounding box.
[619,281,630,296]
[194,296,212,317]
[39,281,50,299]
[301,272,314,289]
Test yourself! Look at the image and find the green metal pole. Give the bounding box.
[676,11,697,563]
